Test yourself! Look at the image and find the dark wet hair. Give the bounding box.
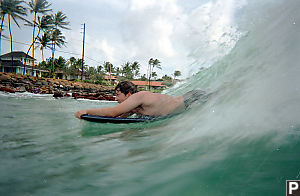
[115,81,138,95]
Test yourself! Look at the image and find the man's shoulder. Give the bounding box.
[136,91,152,95]
[130,91,154,100]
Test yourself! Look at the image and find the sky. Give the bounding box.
[1,0,245,78]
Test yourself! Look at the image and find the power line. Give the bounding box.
[1,37,103,65]
[53,49,80,56]
[85,56,103,64]
[1,37,31,47]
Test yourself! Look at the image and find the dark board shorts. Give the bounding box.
[183,90,208,109]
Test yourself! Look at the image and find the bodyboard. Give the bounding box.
[81,114,161,124]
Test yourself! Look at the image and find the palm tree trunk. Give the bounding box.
[8,15,14,71]
[42,48,44,62]
[109,63,112,83]
[51,41,55,78]
[0,15,5,55]
[49,41,53,77]
[148,64,150,90]
[148,63,153,90]
[24,26,41,76]
[31,12,37,76]
[8,15,13,53]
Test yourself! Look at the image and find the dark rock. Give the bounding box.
[0,86,15,93]
[0,75,10,82]
[0,72,115,99]
[41,80,48,85]
[72,92,80,98]
[15,86,26,92]
[53,91,64,98]
[103,94,115,101]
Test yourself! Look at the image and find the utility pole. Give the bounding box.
[81,23,86,81]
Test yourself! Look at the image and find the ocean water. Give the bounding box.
[1,0,300,195]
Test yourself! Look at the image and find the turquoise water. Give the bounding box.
[1,0,300,195]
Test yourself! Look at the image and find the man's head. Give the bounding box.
[115,81,138,103]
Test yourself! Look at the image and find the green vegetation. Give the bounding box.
[37,56,181,89]
[0,0,183,88]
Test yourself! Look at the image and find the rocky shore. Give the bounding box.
[0,72,116,101]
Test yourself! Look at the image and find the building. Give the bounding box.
[0,51,45,77]
[103,75,118,83]
[130,81,166,90]
[54,69,86,80]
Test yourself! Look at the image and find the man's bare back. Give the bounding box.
[123,91,185,116]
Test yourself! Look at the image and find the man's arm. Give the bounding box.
[75,92,144,118]
[118,112,133,118]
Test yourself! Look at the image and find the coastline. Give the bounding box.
[0,72,115,101]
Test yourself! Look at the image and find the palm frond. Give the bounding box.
[28,0,52,14]
[53,11,70,30]
[1,0,28,27]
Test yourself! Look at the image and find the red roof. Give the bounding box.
[130,81,165,87]
[103,75,117,80]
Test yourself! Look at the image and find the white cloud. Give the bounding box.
[153,18,176,57]
[100,39,115,62]
[117,0,185,76]
[130,0,156,10]
[129,0,178,11]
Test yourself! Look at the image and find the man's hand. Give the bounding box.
[75,110,88,119]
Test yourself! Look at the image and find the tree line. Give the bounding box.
[0,0,181,85]
[39,55,181,86]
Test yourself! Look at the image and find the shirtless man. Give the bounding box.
[75,81,206,119]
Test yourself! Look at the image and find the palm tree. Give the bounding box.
[147,58,153,82]
[49,28,65,77]
[49,11,69,77]
[103,61,109,73]
[173,70,181,80]
[54,56,67,72]
[148,58,161,90]
[68,56,76,68]
[0,5,7,54]
[103,61,113,82]
[67,57,80,76]
[122,62,133,79]
[0,0,27,55]
[115,67,121,76]
[131,61,140,78]
[27,0,51,69]
[24,14,52,75]
[1,1,12,53]
[147,58,153,90]
[152,72,157,80]
[152,59,161,71]
[97,65,103,73]
[52,11,69,30]
[36,31,50,61]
